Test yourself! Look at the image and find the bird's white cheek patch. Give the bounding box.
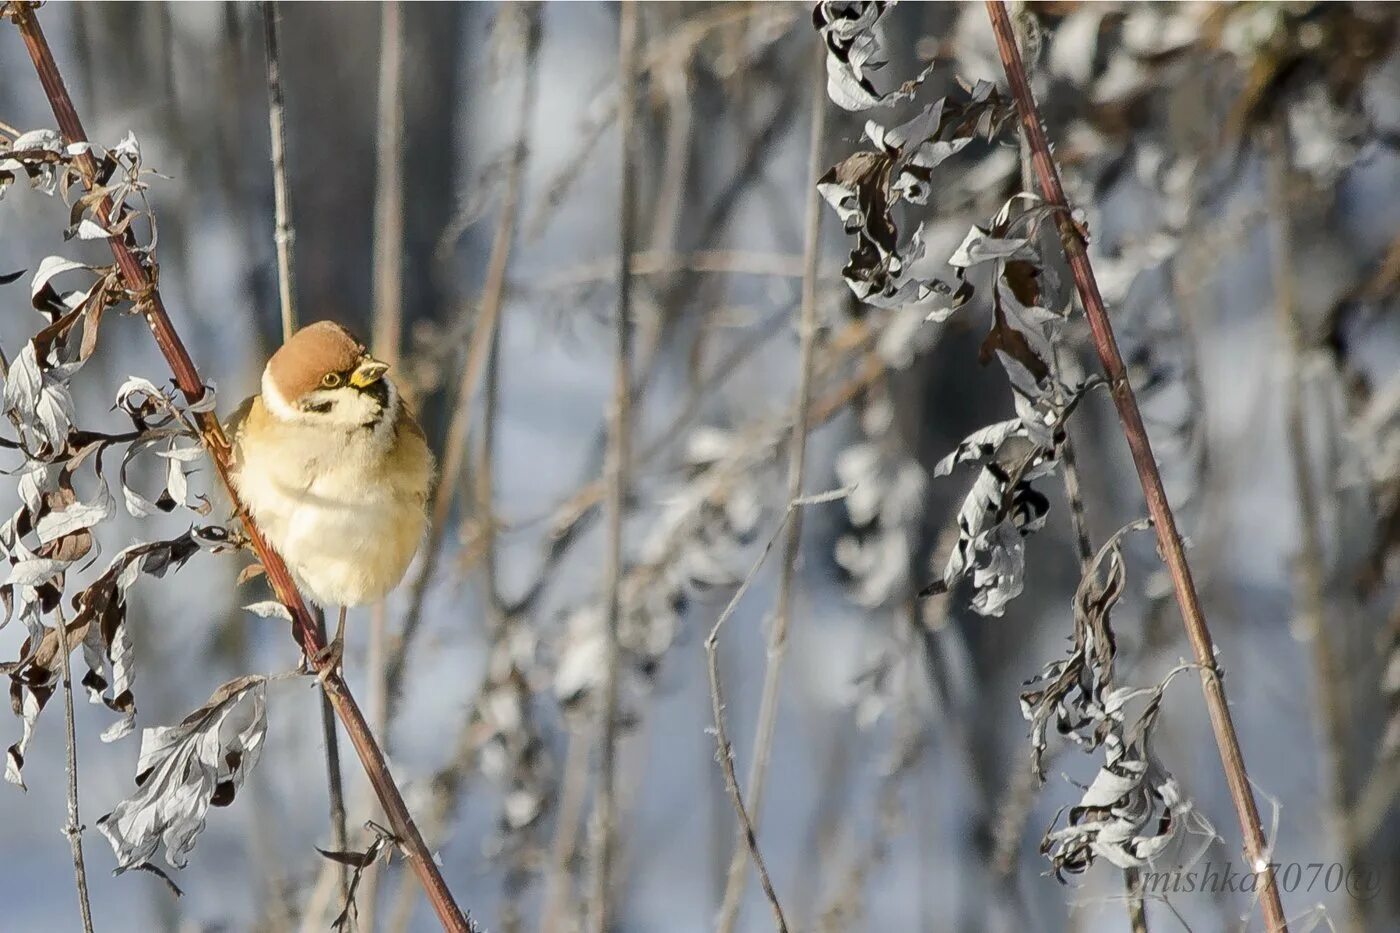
[260,369,303,422]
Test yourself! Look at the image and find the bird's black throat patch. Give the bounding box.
[356,378,391,430]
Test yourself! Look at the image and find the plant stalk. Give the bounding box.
[984,3,1287,929]
[57,612,96,933]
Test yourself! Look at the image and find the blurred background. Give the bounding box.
[2,2,1400,931]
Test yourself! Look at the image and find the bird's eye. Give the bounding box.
[321,373,342,389]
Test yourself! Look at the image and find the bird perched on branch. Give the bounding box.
[228,320,433,668]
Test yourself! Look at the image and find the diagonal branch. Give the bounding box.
[983,3,1288,930]
[3,6,472,930]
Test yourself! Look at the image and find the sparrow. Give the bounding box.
[227,320,434,666]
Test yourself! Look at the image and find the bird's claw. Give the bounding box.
[307,635,344,685]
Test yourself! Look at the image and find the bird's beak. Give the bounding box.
[349,356,389,388]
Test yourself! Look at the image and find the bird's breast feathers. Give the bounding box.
[231,395,433,607]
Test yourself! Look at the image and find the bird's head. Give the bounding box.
[261,321,395,431]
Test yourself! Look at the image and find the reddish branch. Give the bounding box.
[4,6,471,930]
[984,3,1289,931]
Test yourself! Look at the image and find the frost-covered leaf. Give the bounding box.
[553,606,606,707]
[29,256,103,315]
[3,343,76,458]
[834,441,925,607]
[949,225,1033,268]
[2,616,84,788]
[73,529,227,745]
[98,674,268,871]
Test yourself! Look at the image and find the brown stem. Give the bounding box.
[539,725,591,933]
[5,7,471,929]
[370,0,405,367]
[984,3,1287,930]
[360,5,406,925]
[705,513,799,933]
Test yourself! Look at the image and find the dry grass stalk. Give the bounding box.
[715,44,827,933]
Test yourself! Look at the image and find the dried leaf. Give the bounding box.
[940,458,1052,616]
[1041,666,1194,877]
[813,1,935,111]
[1020,520,1151,778]
[97,674,269,871]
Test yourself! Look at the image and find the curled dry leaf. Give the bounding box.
[1,614,83,788]
[1020,519,1152,779]
[98,673,269,873]
[1041,666,1195,878]
[817,82,1012,310]
[813,1,934,112]
[2,527,230,787]
[937,432,1053,617]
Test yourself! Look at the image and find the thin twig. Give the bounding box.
[3,9,472,928]
[316,609,351,908]
[261,4,350,911]
[1267,127,1360,933]
[360,4,406,925]
[262,0,296,340]
[705,515,799,933]
[716,44,826,933]
[706,487,850,933]
[56,610,95,933]
[589,4,638,930]
[370,0,405,367]
[983,4,1288,929]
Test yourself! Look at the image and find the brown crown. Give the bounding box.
[266,320,367,402]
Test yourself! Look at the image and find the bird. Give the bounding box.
[227,320,434,670]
